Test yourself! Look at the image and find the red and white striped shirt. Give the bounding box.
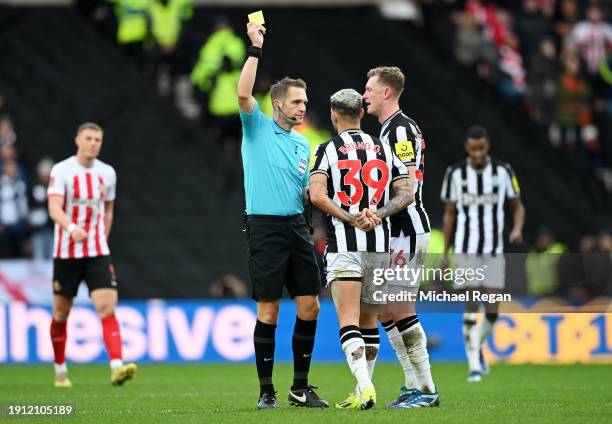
[48,156,116,259]
[572,21,612,74]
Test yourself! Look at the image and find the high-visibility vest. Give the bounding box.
[114,0,150,44]
[209,70,241,117]
[254,92,273,118]
[295,123,331,156]
[191,29,245,92]
[526,243,567,296]
[599,53,612,85]
[174,0,193,20]
[150,0,182,47]
[422,228,446,287]
[427,228,445,254]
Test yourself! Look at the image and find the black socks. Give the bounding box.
[254,320,277,395]
[291,317,317,390]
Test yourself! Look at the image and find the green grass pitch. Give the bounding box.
[1,363,611,423]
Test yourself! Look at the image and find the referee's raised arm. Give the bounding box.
[237,22,266,114]
[237,19,327,409]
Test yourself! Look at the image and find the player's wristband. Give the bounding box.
[67,223,77,234]
[248,46,262,59]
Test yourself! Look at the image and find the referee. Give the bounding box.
[237,22,328,409]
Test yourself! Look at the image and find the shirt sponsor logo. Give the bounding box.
[394,141,414,161]
[72,198,101,207]
[462,193,499,205]
[512,176,520,193]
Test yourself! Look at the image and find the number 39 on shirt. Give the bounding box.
[336,159,389,207]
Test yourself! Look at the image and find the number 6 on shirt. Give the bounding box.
[336,159,390,207]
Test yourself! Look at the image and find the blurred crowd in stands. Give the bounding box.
[79,0,611,193]
[452,0,612,190]
[74,0,611,194]
[524,226,611,298]
[76,0,332,189]
[0,95,54,260]
[0,1,607,300]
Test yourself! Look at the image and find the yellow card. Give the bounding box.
[248,10,265,25]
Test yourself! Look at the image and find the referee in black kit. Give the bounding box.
[237,21,328,409]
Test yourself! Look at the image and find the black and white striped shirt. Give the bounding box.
[310,129,408,253]
[441,157,520,254]
[380,111,431,236]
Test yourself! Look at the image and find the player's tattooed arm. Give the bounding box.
[375,177,414,220]
[309,174,373,231]
[405,164,417,202]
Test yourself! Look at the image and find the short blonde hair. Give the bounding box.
[367,66,405,97]
[77,122,103,135]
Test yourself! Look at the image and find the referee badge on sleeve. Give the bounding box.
[395,141,415,162]
[298,157,308,176]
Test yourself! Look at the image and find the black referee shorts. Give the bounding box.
[53,255,118,298]
[246,214,321,301]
